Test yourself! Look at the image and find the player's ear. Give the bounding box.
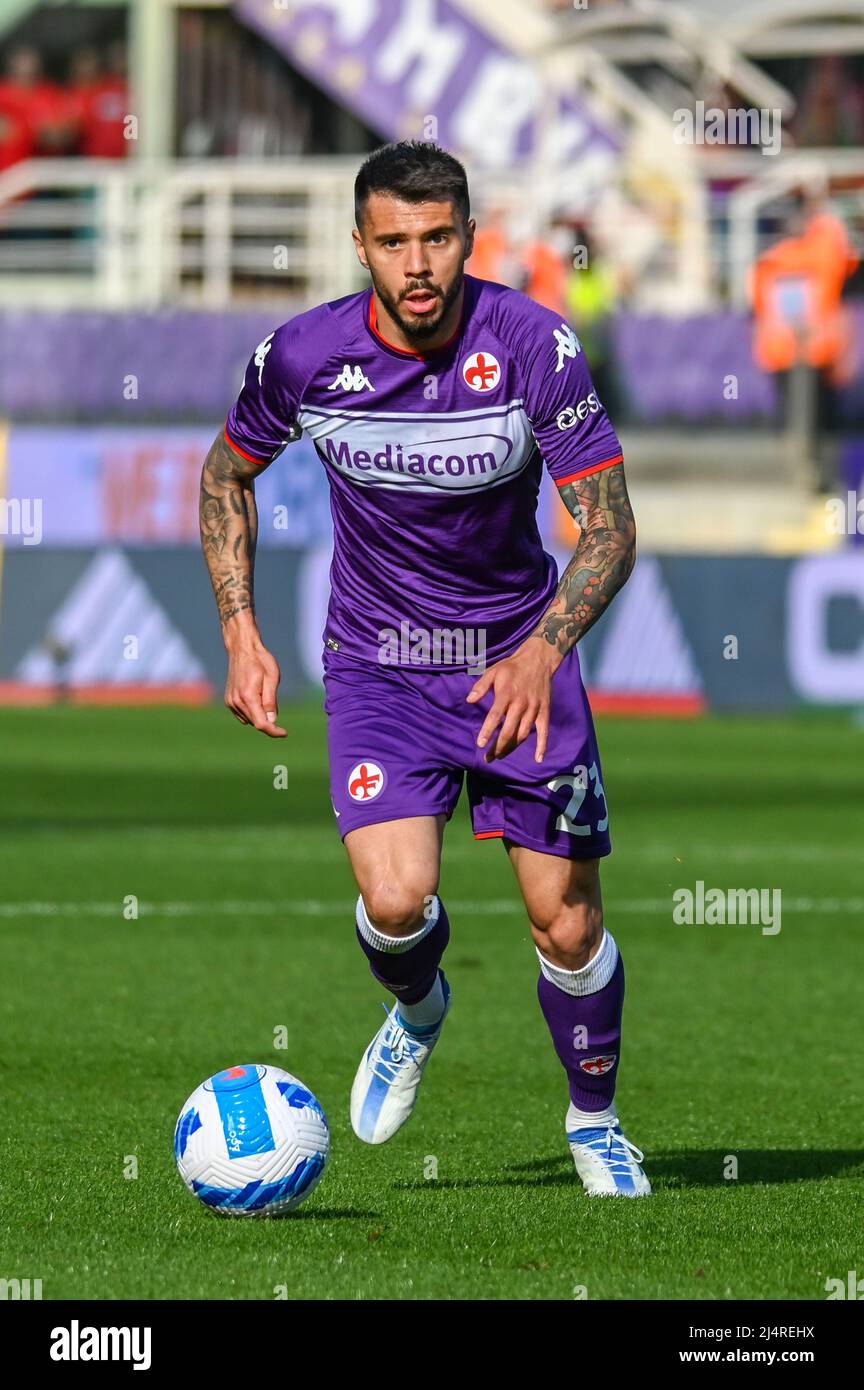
[351,226,369,270]
[464,216,476,260]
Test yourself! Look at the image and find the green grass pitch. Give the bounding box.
[0,703,861,1300]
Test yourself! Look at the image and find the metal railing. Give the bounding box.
[1,150,863,312]
[0,157,363,308]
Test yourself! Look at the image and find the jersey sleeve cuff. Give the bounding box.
[553,453,623,488]
[223,426,271,465]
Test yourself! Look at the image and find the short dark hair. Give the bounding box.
[354,140,470,230]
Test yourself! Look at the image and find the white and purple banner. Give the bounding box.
[234,0,618,174]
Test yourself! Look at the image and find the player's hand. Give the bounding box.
[466,640,561,764]
[224,636,287,737]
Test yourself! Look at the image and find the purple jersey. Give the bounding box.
[225,274,623,667]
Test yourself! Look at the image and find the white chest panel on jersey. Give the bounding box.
[296,399,536,494]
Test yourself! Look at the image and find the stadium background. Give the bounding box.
[1,0,863,1303]
[2,0,864,709]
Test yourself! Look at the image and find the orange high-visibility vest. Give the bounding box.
[521,240,567,316]
[467,224,510,284]
[750,213,858,378]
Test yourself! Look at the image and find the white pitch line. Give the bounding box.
[4,833,862,866]
[0,897,863,919]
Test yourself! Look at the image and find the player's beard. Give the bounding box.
[372,269,464,344]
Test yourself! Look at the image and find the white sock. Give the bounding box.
[567,1100,619,1132]
[396,972,446,1030]
[355,894,439,953]
[536,928,619,997]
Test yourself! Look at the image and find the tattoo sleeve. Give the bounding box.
[199,433,267,627]
[533,461,636,657]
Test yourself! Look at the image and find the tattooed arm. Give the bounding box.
[199,432,286,737]
[200,432,261,624]
[533,461,636,658]
[467,461,635,763]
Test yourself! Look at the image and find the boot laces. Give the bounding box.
[369,1003,426,1084]
[577,1124,645,1174]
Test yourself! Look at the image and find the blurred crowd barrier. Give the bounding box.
[0,304,764,423]
[2,412,864,710]
[2,537,863,711]
[4,302,864,429]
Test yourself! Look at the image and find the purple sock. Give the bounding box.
[536,931,625,1113]
[355,895,450,1004]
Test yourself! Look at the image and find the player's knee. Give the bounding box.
[531,901,603,969]
[362,880,438,936]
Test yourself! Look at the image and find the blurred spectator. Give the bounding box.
[468,205,536,290]
[0,47,72,160]
[0,82,33,171]
[751,190,859,385]
[519,230,568,315]
[795,56,864,149]
[467,206,512,283]
[0,42,130,170]
[565,222,620,410]
[590,180,665,305]
[751,189,860,487]
[468,209,571,314]
[67,42,130,158]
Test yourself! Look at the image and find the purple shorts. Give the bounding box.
[323,649,611,860]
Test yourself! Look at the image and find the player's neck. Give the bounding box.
[370,284,465,356]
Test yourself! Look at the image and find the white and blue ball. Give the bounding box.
[174,1064,330,1216]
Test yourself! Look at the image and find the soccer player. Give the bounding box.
[200,142,649,1197]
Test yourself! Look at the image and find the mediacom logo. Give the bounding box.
[323,436,512,480]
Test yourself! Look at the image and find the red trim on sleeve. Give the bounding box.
[223,426,269,466]
[554,454,623,488]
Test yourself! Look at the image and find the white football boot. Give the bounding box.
[566,1105,651,1197]
[351,970,452,1145]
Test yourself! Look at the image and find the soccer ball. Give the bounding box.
[174,1063,330,1216]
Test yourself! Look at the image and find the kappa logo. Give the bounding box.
[348,761,385,802]
[328,364,376,393]
[254,332,275,385]
[579,1054,617,1076]
[462,351,501,392]
[553,323,582,372]
[557,393,601,428]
